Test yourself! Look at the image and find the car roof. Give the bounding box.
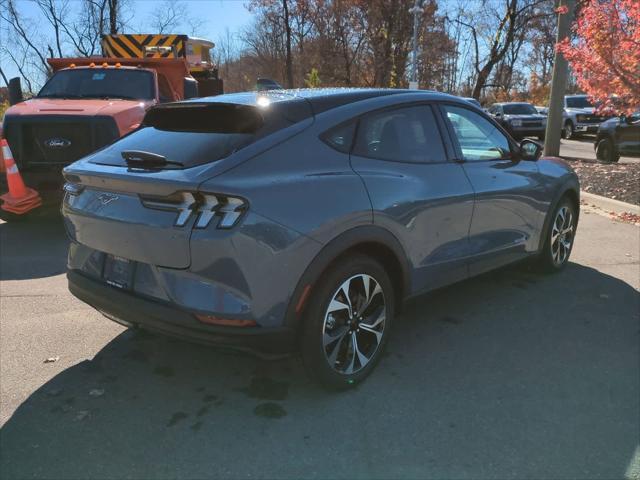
[192,88,464,116]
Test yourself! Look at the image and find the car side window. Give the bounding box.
[353,105,446,163]
[442,105,511,162]
[322,121,356,153]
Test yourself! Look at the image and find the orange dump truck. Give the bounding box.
[0,34,221,221]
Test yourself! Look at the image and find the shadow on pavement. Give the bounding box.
[0,213,68,281]
[1,262,639,479]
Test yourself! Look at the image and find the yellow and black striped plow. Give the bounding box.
[101,34,188,59]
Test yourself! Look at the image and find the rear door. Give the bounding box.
[349,103,474,293]
[439,103,545,276]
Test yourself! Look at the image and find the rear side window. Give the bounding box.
[353,105,447,163]
[322,122,356,153]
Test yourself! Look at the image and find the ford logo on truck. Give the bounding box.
[44,138,71,149]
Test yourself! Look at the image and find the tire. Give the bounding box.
[563,121,576,140]
[596,138,620,163]
[300,254,395,390]
[537,197,577,273]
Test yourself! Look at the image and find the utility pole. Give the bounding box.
[543,0,576,156]
[409,0,424,89]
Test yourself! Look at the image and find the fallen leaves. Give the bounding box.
[566,158,640,206]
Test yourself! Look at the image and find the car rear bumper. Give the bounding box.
[67,270,297,357]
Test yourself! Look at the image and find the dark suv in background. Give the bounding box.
[62,89,579,389]
[595,111,640,162]
[488,102,546,140]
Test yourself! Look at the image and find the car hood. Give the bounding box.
[503,114,546,120]
[4,98,153,117]
[565,107,595,114]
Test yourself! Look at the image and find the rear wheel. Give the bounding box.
[596,138,620,163]
[300,255,394,390]
[537,198,577,273]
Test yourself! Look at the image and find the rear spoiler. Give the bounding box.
[143,102,264,133]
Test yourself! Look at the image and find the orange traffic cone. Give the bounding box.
[0,138,42,215]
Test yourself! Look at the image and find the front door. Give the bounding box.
[617,116,640,156]
[439,103,546,276]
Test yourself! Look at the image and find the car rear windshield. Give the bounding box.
[89,101,311,169]
[502,104,537,115]
[38,69,155,100]
[566,97,593,109]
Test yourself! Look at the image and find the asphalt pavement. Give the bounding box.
[0,210,639,479]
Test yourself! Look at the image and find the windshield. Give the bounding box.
[38,69,155,100]
[502,103,537,115]
[566,96,593,109]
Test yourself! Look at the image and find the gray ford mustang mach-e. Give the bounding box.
[62,88,579,389]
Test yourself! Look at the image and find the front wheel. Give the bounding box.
[563,121,576,140]
[300,255,394,390]
[596,138,620,163]
[537,198,577,273]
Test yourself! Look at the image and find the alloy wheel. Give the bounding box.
[322,274,386,375]
[551,206,574,266]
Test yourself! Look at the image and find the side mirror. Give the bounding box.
[520,139,542,160]
[183,77,199,100]
[8,77,24,105]
[494,112,502,117]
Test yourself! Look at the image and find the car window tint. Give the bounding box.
[353,105,446,163]
[322,121,356,153]
[443,105,511,161]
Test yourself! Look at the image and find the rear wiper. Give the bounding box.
[121,150,184,169]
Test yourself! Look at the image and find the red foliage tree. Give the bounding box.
[558,0,640,114]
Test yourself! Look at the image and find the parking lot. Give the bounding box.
[0,206,638,479]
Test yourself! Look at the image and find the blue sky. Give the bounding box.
[2,0,254,84]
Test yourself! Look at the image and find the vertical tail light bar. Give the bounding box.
[140,192,247,229]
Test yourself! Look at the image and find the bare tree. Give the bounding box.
[454,0,549,99]
[150,0,181,33]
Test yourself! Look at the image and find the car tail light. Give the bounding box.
[140,191,247,229]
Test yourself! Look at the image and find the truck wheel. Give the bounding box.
[300,255,394,390]
[596,138,620,163]
[563,120,575,140]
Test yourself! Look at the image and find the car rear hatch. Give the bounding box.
[62,96,312,269]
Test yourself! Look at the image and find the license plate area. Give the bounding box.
[103,255,134,289]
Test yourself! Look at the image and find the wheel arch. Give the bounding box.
[538,180,580,253]
[283,225,411,332]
